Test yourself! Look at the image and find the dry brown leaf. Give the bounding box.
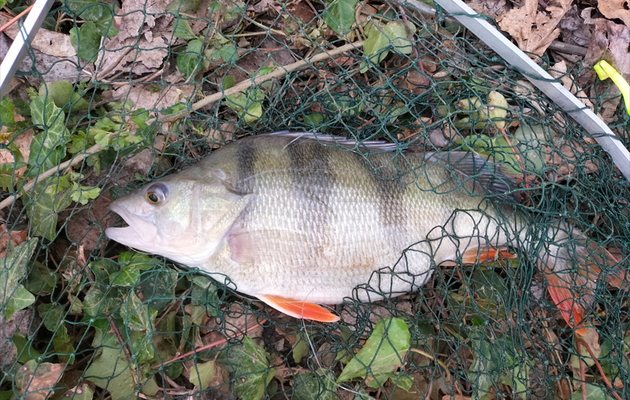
[203,303,264,351]
[0,16,76,58]
[111,84,195,115]
[597,0,630,28]
[558,6,592,48]
[0,224,28,259]
[466,0,508,19]
[16,362,64,399]
[545,138,598,180]
[579,12,630,123]
[498,0,572,57]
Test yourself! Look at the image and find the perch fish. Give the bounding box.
[105,132,623,331]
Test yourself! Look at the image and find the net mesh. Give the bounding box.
[1,0,629,399]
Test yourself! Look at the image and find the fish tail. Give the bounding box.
[538,223,626,335]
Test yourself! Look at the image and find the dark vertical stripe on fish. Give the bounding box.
[235,137,257,193]
[285,138,335,253]
[370,154,407,230]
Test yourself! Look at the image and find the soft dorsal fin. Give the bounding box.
[428,151,523,202]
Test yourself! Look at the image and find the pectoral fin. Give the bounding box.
[257,294,340,322]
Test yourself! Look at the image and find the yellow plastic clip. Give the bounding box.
[594,60,630,116]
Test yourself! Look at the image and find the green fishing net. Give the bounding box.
[0,0,628,399]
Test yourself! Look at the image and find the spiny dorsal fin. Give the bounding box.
[263,131,400,153]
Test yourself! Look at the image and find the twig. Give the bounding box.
[159,41,364,123]
[0,41,364,212]
[154,288,191,327]
[576,337,623,400]
[157,318,266,367]
[409,348,451,381]
[107,315,139,386]
[0,4,33,34]
[0,143,103,211]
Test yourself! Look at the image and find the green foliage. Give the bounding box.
[70,22,102,62]
[468,330,531,398]
[177,39,204,78]
[322,0,357,36]
[0,97,15,129]
[84,333,158,400]
[337,318,411,388]
[1,238,38,319]
[188,360,216,390]
[293,370,336,400]
[220,336,276,400]
[39,81,89,113]
[173,17,198,40]
[361,20,416,73]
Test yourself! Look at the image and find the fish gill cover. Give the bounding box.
[0,0,628,399]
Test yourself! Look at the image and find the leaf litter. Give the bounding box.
[0,0,629,399]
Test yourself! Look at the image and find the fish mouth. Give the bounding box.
[105,201,158,250]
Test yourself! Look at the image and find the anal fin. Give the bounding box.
[257,295,340,323]
[461,245,518,264]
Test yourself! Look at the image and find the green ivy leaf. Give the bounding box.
[220,336,276,400]
[119,291,157,331]
[110,252,157,286]
[177,39,204,78]
[0,238,38,318]
[83,285,125,317]
[66,0,106,22]
[322,0,357,36]
[386,20,414,55]
[3,285,35,320]
[188,360,216,390]
[21,177,73,240]
[39,81,89,112]
[136,270,179,311]
[89,258,120,284]
[293,370,336,400]
[70,183,101,205]
[84,334,140,400]
[69,22,101,62]
[95,8,119,38]
[30,95,67,149]
[0,97,15,129]
[226,88,265,124]
[173,17,197,39]
[337,318,410,388]
[27,133,64,175]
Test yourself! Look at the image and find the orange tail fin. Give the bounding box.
[541,227,626,335]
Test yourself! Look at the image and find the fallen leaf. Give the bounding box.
[0,224,28,259]
[597,0,630,28]
[558,6,591,48]
[0,16,76,58]
[579,12,630,123]
[111,84,195,115]
[498,0,572,57]
[15,361,64,400]
[466,0,507,19]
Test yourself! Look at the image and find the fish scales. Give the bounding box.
[187,134,500,303]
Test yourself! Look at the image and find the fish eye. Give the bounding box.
[145,183,168,205]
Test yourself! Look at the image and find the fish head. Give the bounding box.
[106,168,246,266]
